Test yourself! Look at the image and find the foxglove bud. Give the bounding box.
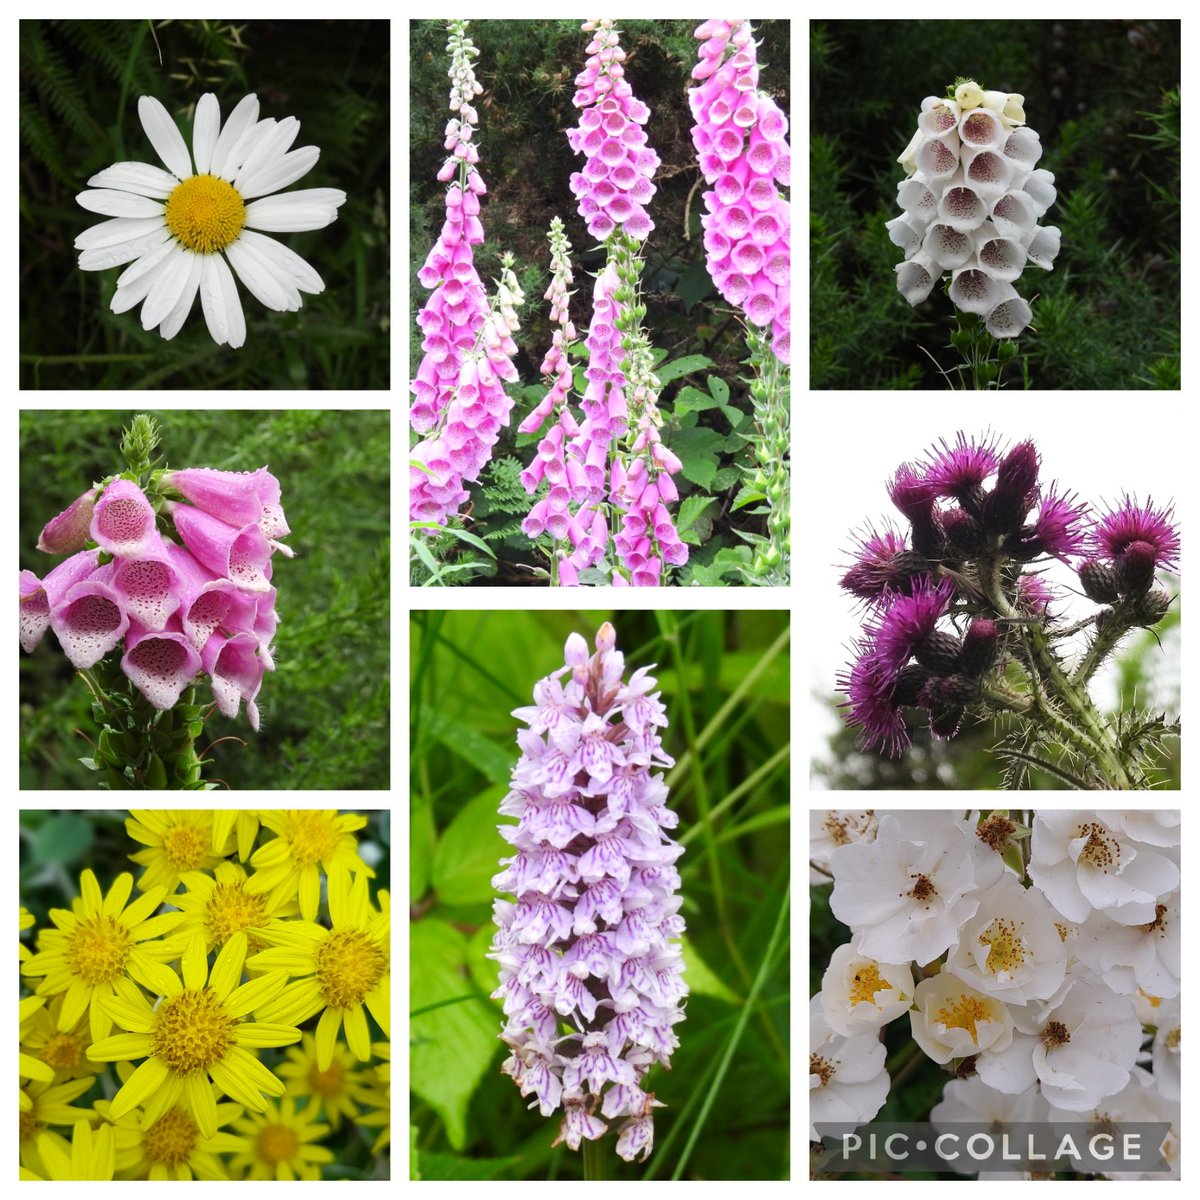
[37,488,98,555]
[490,626,686,1163]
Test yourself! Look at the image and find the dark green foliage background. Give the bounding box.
[811,19,1180,389]
[19,808,392,1179]
[20,19,390,390]
[410,610,791,1179]
[20,410,391,790]
[410,19,790,583]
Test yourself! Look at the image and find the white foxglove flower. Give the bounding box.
[890,80,1057,336]
[1073,889,1179,998]
[909,974,1014,1065]
[1028,811,1180,926]
[828,812,1003,964]
[809,996,889,1140]
[944,873,1067,1004]
[820,942,914,1036]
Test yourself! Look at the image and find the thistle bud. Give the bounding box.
[915,630,964,677]
[961,617,999,677]
[1078,559,1120,604]
[1116,540,1158,596]
[1133,587,1172,627]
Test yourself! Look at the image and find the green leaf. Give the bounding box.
[418,705,513,785]
[410,524,496,558]
[410,797,437,903]
[32,813,93,863]
[655,354,713,385]
[670,425,726,489]
[418,1151,522,1180]
[708,375,730,406]
[431,782,508,905]
[685,545,753,585]
[676,258,715,312]
[732,483,767,511]
[681,936,740,1004]
[673,385,722,417]
[410,919,500,1149]
[676,494,717,546]
[467,921,500,997]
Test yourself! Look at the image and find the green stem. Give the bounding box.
[1072,607,1134,687]
[583,1137,608,1181]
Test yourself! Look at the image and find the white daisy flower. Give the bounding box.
[75,93,346,348]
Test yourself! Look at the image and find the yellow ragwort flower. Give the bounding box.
[19,1076,95,1175]
[356,1041,391,1154]
[21,868,184,1042]
[250,871,390,1069]
[20,995,56,1101]
[245,810,375,922]
[277,1031,377,1130]
[87,930,300,1139]
[20,992,105,1084]
[227,1095,334,1181]
[174,861,297,953]
[97,1084,246,1181]
[35,1119,115,1181]
[126,810,236,894]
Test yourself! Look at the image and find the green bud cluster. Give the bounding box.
[741,326,790,583]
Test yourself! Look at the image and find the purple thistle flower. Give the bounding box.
[1091,496,1180,572]
[1011,485,1090,562]
[836,644,910,758]
[839,525,923,604]
[1016,573,1056,615]
[921,432,1000,503]
[489,623,686,1162]
[870,577,955,675]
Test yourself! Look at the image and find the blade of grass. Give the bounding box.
[679,743,790,846]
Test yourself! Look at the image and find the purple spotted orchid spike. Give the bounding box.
[488,622,686,1163]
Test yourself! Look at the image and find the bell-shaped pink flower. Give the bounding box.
[161,541,261,651]
[202,631,265,730]
[167,502,272,592]
[105,532,182,631]
[90,478,157,558]
[37,488,97,555]
[121,618,202,710]
[49,577,129,668]
[19,550,101,653]
[163,467,289,540]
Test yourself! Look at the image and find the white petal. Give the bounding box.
[76,189,165,218]
[242,189,345,233]
[141,245,194,331]
[225,239,293,311]
[216,254,247,348]
[116,239,178,289]
[200,252,249,348]
[87,161,179,198]
[74,216,167,250]
[159,254,204,340]
[238,230,324,294]
[138,96,193,180]
[78,228,172,272]
[261,186,346,210]
[238,145,319,199]
[112,249,176,313]
[230,236,302,310]
[220,118,276,183]
[210,94,260,180]
[234,118,300,191]
[192,93,221,175]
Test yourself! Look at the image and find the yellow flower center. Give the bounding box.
[809,1052,835,1087]
[978,916,1026,974]
[935,994,993,1044]
[848,963,892,1007]
[1165,1025,1180,1050]
[256,1123,299,1166]
[65,914,132,985]
[164,174,246,254]
[142,1108,200,1168]
[42,1032,86,1070]
[287,812,341,866]
[205,881,269,947]
[152,989,235,1073]
[315,929,387,1009]
[20,1110,40,1143]
[163,822,211,872]
[1076,821,1121,873]
[1041,1019,1071,1048]
[307,1058,346,1098]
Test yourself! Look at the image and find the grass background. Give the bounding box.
[20,19,390,389]
[811,18,1180,389]
[20,409,390,791]
[410,609,791,1179]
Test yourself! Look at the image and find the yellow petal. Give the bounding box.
[84,1032,153,1062]
[299,864,320,922]
[59,979,93,1031]
[102,873,134,918]
[182,932,209,990]
[315,1005,342,1071]
[109,1055,169,1120]
[186,1072,218,1139]
[343,1002,370,1062]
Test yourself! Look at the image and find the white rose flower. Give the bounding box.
[932,1076,1047,1175]
[829,813,1004,965]
[909,973,1014,1065]
[810,811,877,885]
[820,942,914,1036]
[1151,998,1180,1101]
[1028,812,1180,926]
[1073,889,1179,998]
[944,873,1067,1003]
[809,995,889,1141]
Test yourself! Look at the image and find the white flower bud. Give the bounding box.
[954,80,984,109]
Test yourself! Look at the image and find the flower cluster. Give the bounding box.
[891,79,1059,338]
[566,20,659,242]
[20,809,390,1181]
[811,809,1180,1181]
[489,624,687,1162]
[689,19,791,364]
[21,466,289,731]
[837,432,1179,768]
[409,20,524,529]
